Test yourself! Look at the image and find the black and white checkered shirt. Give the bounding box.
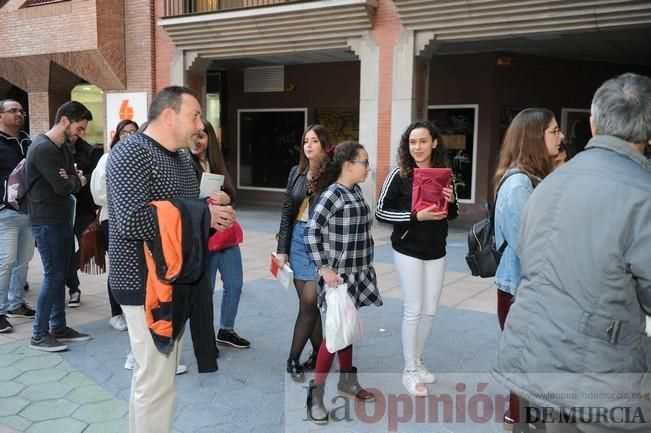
[305,183,382,310]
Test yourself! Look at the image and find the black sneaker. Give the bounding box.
[68,291,81,308]
[51,326,91,342]
[7,303,35,318]
[216,329,250,348]
[0,315,12,333]
[30,334,68,352]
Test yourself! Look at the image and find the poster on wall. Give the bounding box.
[105,92,148,146]
[315,108,359,143]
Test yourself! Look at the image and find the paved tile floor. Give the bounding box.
[1,204,513,433]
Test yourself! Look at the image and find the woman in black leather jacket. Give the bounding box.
[275,124,332,381]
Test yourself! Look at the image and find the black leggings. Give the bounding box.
[288,279,322,361]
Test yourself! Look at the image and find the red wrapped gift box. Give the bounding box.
[411,168,453,213]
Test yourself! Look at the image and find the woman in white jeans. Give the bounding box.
[375,120,458,397]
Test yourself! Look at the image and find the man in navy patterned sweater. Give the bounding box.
[107,86,235,433]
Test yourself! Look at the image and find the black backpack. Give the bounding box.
[465,170,535,278]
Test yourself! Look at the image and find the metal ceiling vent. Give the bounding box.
[244,66,284,93]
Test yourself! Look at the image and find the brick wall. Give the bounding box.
[0,0,157,135]
[124,0,155,96]
[0,1,97,57]
[154,0,177,91]
[27,92,50,135]
[370,0,403,197]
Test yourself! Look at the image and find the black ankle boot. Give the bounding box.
[306,379,328,424]
[301,351,318,371]
[286,359,305,382]
[337,366,375,402]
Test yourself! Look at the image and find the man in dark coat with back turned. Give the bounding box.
[493,73,651,433]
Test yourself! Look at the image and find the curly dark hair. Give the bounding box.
[311,141,365,194]
[397,120,449,178]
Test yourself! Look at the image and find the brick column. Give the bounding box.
[370,0,404,198]
[27,91,51,136]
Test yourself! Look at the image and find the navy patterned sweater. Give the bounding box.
[107,132,199,306]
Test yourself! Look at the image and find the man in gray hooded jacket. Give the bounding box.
[493,73,651,433]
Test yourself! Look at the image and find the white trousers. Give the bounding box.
[393,250,446,370]
[122,305,183,433]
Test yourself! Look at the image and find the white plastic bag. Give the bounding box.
[325,283,362,353]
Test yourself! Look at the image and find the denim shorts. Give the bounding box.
[289,221,318,281]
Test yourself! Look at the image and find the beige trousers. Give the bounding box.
[122,305,183,433]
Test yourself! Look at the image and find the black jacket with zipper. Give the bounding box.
[276,165,318,255]
[0,130,31,210]
[375,166,459,260]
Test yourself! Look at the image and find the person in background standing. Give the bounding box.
[26,101,93,352]
[65,133,103,308]
[275,124,331,381]
[189,118,250,350]
[90,119,139,331]
[492,108,562,432]
[0,99,35,333]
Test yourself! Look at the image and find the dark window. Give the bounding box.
[428,106,477,202]
[238,109,306,190]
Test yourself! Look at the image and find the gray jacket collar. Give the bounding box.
[586,135,651,172]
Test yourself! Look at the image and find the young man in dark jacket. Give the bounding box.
[26,101,93,352]
[0,99,35,333]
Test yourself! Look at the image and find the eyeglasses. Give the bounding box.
[119,130,136,137]
[546,128,562,136]
[351,159,370,167]
[0,108,27,116]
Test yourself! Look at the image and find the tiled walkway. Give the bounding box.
[0,204,505,433]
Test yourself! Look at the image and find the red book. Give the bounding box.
[411,167,453,213]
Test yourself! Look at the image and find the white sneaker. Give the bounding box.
[124,350,186,375]
[402,370,427,397]
[109,315,128,331]
[124,352,135,370]
[416,358,436,383]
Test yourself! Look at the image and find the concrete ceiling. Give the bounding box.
[207,48,358,69]
[433,25,651,66]
[207,24,651,70]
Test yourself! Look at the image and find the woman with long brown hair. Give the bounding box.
[189,119,249,350]
[375,120,458,396]
[275,124,331,381]
[493,108,563,432]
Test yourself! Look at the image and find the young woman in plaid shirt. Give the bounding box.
[304,141,382,424]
